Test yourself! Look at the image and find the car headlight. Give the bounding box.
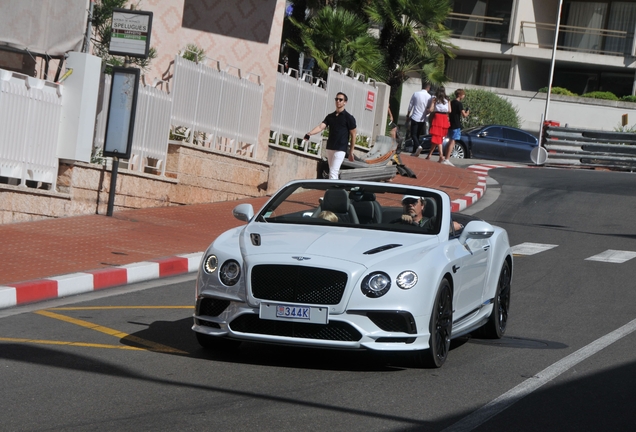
[219,260,241,286]
[396,271,418,289]
[361,272,391,298]
[203,255,218,274]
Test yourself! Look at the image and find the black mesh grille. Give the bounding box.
[197,298,230,317]
[367,311,416,334]
[197,319,221,329]
[251,265,347,305]
[230,314,362,342]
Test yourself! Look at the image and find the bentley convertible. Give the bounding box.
[193,180,513,368]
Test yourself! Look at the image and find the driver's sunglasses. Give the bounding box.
[403,198,419,205]
[335,97,345,102]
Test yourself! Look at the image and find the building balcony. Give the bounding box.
[519,21,635,57]
[446,12,510,44]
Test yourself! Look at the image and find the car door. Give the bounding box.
[449,236,490,320]
[503,128,537,162]
[471,126,505,159]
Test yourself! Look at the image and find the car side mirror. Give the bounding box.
[459,220,495,245]
[233,204,254,222]
[478,132,488,137]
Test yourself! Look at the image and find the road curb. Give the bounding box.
[0,253,203,309]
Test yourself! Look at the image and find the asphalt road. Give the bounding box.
[1,165,635,431]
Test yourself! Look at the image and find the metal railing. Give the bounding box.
[0,69,61,188]
[544,126,636,171]
[446,12,508,43]
[520,21,633,56]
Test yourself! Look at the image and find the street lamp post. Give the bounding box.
[538,0,564,147]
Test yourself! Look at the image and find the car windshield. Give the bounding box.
[255,182,443,235]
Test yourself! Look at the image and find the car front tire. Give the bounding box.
[476,260,511,339]
[414,279,452,368]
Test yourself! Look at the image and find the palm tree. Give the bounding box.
[364,0,455,112]
[287,7,385,80]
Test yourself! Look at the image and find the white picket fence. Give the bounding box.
[170,56,263,157]
[0,69,61,188]
[0,58,379,189]
[269,63,378,155]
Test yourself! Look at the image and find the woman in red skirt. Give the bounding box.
[426,86,451,163]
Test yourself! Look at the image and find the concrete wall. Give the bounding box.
[399,77,636,133]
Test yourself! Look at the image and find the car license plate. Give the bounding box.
[259,303,328,324]
[276,305,310,319]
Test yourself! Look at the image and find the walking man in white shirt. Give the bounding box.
[406,82,431,157]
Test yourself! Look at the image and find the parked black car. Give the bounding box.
[403,125,539,163]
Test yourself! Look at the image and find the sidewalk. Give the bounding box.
[0,157,489,308]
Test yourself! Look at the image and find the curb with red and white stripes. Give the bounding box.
[0,253,203,310]
[450,163,514,212]
[0,164,512,310]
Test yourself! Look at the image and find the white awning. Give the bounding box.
[0,0,89,56]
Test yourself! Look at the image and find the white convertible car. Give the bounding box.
[193,180,513,368]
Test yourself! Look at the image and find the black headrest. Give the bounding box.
[349,191,376,202]
[322,189,350,213]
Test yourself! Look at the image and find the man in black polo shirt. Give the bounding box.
[305,92,357,179]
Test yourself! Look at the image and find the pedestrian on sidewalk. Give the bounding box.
[444,89,470,165]
[426,86,451,163]
[406,82,432,157]
[305,92,357,179]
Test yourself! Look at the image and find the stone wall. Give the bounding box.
[266,144,322,193]
[0,141,322,225]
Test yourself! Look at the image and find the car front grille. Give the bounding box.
[230,314,362,342]
[251,264,347,305]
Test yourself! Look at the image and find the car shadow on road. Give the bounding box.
[122,317,476,372]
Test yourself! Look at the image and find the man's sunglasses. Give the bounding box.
[335,97,345,102]
[403,198,419,205]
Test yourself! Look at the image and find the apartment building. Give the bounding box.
[446,0,636,97]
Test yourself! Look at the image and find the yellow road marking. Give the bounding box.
[34,310,188,354]
[0,337,145,351]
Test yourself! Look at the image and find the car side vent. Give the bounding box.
[363,244,402,255]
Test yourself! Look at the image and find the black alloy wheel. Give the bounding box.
[415,279,453,368]
[476,260,511,339]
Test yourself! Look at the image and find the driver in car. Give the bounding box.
[395,195,431,228]
[394,195,463,233]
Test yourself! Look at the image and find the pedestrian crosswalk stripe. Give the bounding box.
[511,242,558,256]
[585,250,636,264]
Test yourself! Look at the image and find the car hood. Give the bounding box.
[237,222,440,266]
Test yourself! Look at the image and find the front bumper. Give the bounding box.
[192,296,432,352]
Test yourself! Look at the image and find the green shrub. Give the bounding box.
[581,91,619,101]
[538,86,577,96]
[620,95,636,103]
[462,89,521,129]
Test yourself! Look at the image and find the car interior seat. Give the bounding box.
[349,191,381,224]
[423,197,437,221]
[313,189,359,223]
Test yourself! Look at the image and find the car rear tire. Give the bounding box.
[452,142,467,159]
[414,279,452,368]
[196,332,241,350]
[476,260,511,339]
